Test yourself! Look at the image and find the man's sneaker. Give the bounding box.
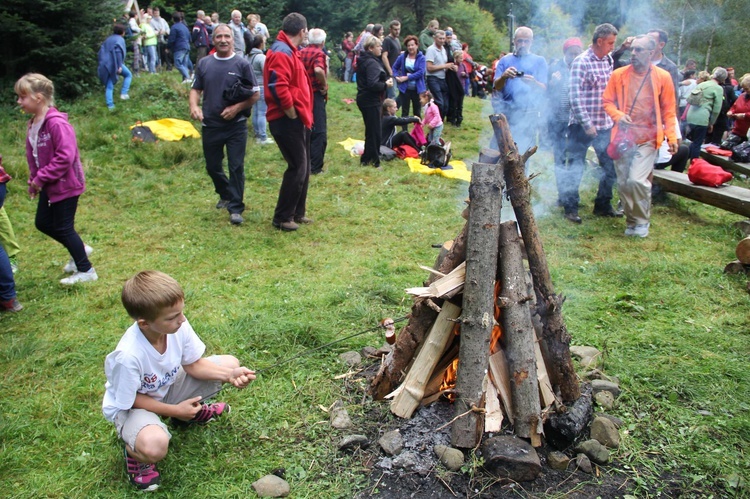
[229,213,244,225]
[0,297,23,312]
[190,402,230,424]
[60,268,98,285]
[9,257,18,274]
[631,223,649,238]
[216,199,230,210]
[624,225,636,236]
[256,137,275,145]
[63,244,94,273]
[124,447,160,491]
[120,94,130,100]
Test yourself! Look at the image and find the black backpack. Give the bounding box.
[420,141,453,169]
[131,122,157,143]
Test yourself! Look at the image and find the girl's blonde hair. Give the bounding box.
[14,73,55,107]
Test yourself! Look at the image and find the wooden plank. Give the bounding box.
[389,302,462,418]
[484,376,504,432]
[488,350,514,425]
[533,330,557,409]
[652,170,750,217]
[700,151,750,177]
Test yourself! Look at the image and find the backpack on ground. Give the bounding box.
[420,141,453,169]
[131,122,157,143]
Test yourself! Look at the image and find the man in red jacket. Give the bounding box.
[264,12,313,232]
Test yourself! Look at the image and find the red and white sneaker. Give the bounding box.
[190,402,230,424]
[124,447,160,491]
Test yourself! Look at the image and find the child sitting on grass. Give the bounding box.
[102,270,255,491]
[420,91,443,145]
[381,98,420,150]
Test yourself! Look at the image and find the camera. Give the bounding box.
[515,71,525,77]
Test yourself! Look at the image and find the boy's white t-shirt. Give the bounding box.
[102,319,205,422]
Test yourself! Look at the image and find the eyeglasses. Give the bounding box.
[632,47,650,53]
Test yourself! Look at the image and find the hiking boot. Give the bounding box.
[215,199,230,210]
[564,212,582,224]
[593,206,622,218]
[294,216,313,224]
[272,220,299,232]
[124,447,160,491]
[229,213,244,225]
[60,268,98,285]
[0,297,23,312]
[63,244,94,274]
[190,402,230,424]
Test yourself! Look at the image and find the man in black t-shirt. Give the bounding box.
[382,20,402,99]
[189,24,259,225]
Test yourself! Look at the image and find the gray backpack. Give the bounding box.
[687,86,705,106]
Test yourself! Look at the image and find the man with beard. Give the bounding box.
[491,27,548,155]
[602,35,677,238]
[189,24,259,225]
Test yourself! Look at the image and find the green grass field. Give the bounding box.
[0,72,747,497]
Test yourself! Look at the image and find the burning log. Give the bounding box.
[490,114,580,403]
[451,161,504,449]
[497,220,541,446]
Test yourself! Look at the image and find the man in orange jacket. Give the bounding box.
[602,34,677,238]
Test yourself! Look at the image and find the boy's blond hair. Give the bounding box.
[14,73,56,107]
[122,271,185,321]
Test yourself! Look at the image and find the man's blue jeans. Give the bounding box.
[173,50,191,80]
[105,65,132,109]
[252,86,268,141]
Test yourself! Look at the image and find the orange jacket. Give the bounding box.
[602,65,677,148]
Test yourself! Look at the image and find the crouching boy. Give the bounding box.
[102,270,255,491]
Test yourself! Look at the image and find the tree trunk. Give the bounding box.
[451,161,504,449]
[490,114,581,403]
[497,221,541,445]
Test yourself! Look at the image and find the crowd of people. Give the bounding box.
[3,10,748,491]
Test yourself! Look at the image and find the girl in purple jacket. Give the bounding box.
[15,74,97,285]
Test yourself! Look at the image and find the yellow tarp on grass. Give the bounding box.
[130,119,201,141]
[338,137,471,182]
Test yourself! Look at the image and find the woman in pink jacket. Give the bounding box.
[15,73,97,285]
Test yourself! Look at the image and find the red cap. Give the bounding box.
[563,37,583,53]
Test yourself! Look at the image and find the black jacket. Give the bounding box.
[356,51,388,108]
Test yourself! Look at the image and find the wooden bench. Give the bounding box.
[651,169,750,217]
[699,151,750,177]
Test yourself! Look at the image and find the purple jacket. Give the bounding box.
[26,108,85,203]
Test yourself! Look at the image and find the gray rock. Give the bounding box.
[373,344,394,356]
[378,430,404,456]
[590,416,620,448]
[339,351,362,366]
[330,400,353,429]
[481,436,541,482]
[338,434,369,452]
[434,445,465,471]
[575,439,610,465]
[600,414,624,428]
[582,370,619,384]
[591,379,621,398]
[570,346,602,368]
[392,451,418,470]
[361,346,377,358]
[594,390,615,410]
[575,453,593,474]
[251,474,290,497]
[547,451,570,471]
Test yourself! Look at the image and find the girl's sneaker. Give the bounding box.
[0,297,23,312]
[63,244,94,273]
[124,447,160,491]
[190,402,230,424]
[60,267,98,285]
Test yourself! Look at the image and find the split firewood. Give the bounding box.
[488,350,515,425]
[405,262,466,298]
[736,236,750,265]
[484,376,504,432]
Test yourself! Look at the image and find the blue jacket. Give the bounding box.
[168,21,190,53]
[97,34,126,85]
[392,51,426,94]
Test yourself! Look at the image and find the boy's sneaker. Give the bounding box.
[124,447,160,491]
[0,297,23,312]
[120,94,130,100]
[60,268,98,285]
[256,137,275,145]
[63,244,94,273]
[190,402,230,424]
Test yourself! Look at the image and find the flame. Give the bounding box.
[439,282,504,397]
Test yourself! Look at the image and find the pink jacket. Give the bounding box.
[25,108,86,203]
[423,101,443,128]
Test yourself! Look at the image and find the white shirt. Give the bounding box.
[102,319,205,421]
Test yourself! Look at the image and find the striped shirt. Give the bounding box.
[569,47,614,131]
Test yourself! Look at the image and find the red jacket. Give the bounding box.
[263,31,313,128]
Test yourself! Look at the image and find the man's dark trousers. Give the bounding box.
[425,76,449,119]
[202,121,247,215]
[566,124,617,213]
[310,91,327,174]
[269,116,311,223]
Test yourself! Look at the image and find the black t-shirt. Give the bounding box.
[192,53,258,127]
[382,36,402,71]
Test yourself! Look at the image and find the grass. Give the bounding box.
[0,71,748,497]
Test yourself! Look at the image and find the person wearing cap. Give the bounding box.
[547,37,583,222]
[567,23,620,222]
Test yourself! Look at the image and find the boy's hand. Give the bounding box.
[230,367,255,389]
[173,396,203,421]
